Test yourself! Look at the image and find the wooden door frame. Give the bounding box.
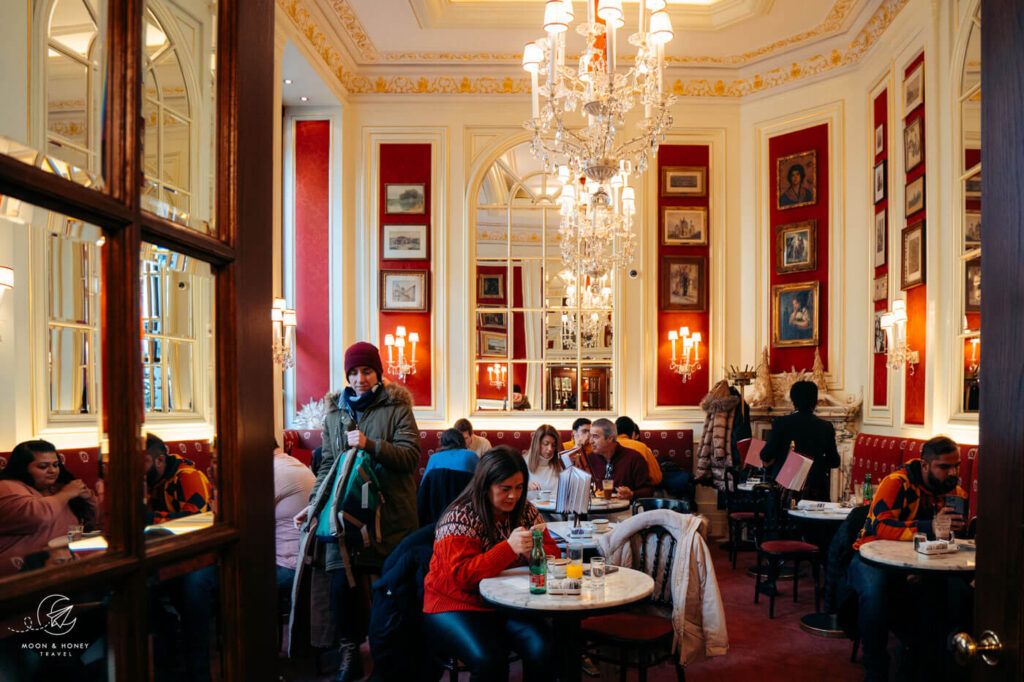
[977,0,1024,679]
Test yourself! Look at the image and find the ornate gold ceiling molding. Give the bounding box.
[279,0,908,96]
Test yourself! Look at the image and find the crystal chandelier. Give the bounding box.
[522,0,675,280]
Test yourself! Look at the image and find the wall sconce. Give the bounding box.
[487,363,507,390]
[967,337,980,376]
[879,299,919,373]
[271,297,296,369]
[384,326,419,382]
[666,326,701,383]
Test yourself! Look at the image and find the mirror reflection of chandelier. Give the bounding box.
[559,269,612,345]
[522,0,675,280]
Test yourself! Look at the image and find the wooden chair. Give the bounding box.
[723,467,763,569]
[631,497,695,515]
[581,523,686,682]
[751,489,820,619]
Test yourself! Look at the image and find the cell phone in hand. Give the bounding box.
[945,495,967,518]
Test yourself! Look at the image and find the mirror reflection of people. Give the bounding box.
[0,440,96,576]
[511,384,531,410]
[423,446,559,682]
[144,434,213,525]
[525,425,561,492]
[779,163,813,207]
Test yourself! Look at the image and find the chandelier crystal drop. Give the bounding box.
[523,0,675,280]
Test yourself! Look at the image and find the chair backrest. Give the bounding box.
[628,524,678,608]
[631,497,694,515]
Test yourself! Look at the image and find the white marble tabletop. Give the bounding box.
[858,539,977,572]
[479,565,654,612]
[788,506,854,522]
[546,521,616,549]
[534,497,631,513]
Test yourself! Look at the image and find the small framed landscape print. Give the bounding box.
[477,311,508,330]
[380,269,429,312]
[775,220,817,274]
[382,224,428,260]
[662,207,708,246]
[776,150,817,210]
[477,272,505,300]
[874,209,887,268]
[874,123,885,157]
[965,257,981,313]
[905,175,925,217]
[904,63,924,115]
[478,331,508,358]
[965,173,981,199]
[901,220,926,290]
[873,160,886,204]
[873,310,887,354]
[873,273,888,302]
[904,117,923,171]
[661,166,707,197]
[385,183,426,214]
[964,210,981,251]
[660,256,707,312]
[772,281,820,348]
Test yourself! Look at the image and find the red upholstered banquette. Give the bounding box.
[0,440,217,499]
[850,433,980,519]
[284,427,695,485]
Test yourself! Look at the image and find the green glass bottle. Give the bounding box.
[862,473,874,504]
[529,528,547,594]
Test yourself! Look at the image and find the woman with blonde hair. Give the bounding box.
[525,424,561,492]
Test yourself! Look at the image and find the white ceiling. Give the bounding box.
[281,40,339,107]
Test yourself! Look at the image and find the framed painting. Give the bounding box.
[380,269,429,312]
[661,166,707,197]
[874,123,885,157]
[964,210,981,251]
[385,183,426,214]
[904,63,924,115]
[905,175,925,217]
[479,331,508,358]
[874,209,887,268]
[477,311,508,330]
[776,150,817,210]
[965,257,981,313]
[477,272,505,299]
[965,173,981,200]
[772,281,820,348]
[775,220,817,274]
[904,117,923,171]
[873,310,887,354]
[901,220,926,290]
[873,160,886,204]
[382,224,428,260]
[662,207,708,246]
[873,273,888,302]
[659,256,707,312]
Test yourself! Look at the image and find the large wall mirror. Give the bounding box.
[957,2,980,415]
[473,141,615,414]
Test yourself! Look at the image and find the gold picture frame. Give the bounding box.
[772,281,820,348]
[661,166,707,197]
[776,149,817,210]
[775,220,817,274]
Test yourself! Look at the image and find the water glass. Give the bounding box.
[589,556,606,589]
[913,532,927,551]
[67,524,84,545]
[932,515,951,542]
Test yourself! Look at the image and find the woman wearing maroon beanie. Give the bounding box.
[289,341,421,681]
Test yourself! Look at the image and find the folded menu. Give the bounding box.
[745,438,767,468]
[775,449,814,491]
[556,465,593,515]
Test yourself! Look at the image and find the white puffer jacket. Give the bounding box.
[596,509,728,666]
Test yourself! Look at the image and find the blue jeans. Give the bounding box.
[423,610,554,682]
[276,565,296,614]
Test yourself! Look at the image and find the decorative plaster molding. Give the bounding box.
[279,0,910,97]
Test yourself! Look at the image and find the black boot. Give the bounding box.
[334,639,364,682]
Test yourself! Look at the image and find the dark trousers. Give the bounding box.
[423,610,554,682]
[850,556,972,682]
[330,565,370,644]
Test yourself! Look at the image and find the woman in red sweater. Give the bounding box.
[423,445,560,682]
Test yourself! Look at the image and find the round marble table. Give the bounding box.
[787,506,853,637]
[534,496,631,515]
[545,521,616,550]
[858,538,977,574]
[480,565,654,682]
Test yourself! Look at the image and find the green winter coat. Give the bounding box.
[309,380,421,570]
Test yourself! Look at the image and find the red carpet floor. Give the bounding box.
[279,544,866,681]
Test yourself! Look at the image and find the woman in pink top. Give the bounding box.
[0,440,96,575]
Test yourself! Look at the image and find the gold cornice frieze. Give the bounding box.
[279,0,910,97]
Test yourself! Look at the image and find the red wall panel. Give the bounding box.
[872,90,890,407]
[294,120,332,407]
[903,53,926,425]
[768,123,830,373]
[657,144,711,406]
[378,143,433,406]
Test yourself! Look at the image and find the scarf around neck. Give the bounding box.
[341,382,381,418]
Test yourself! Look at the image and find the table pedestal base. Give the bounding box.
[799,612,845,638]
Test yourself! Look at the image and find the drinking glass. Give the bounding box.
[913,533,927,551]
[932,515,951,542]
[67,524,84,545]
[602,479,614,498]
[589,556,606,589]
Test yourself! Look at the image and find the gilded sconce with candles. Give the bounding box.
[271,297,297,369]
[384,326,419,382]
[879,299,919,373]
[666,326,702,383]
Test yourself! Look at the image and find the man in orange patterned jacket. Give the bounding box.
[144,433,213,525]
[849,436,970,682]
